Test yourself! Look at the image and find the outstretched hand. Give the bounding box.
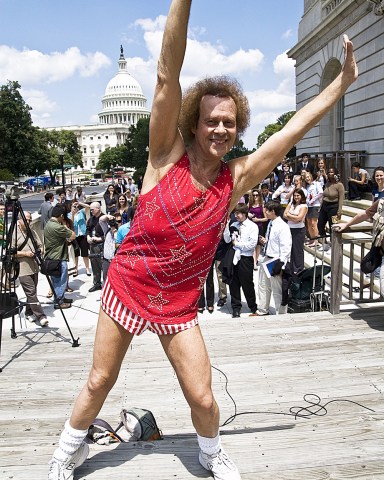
[332,223,347,232]
[341,34,358,85]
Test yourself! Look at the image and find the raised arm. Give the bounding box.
[148,0,191,171]
[230,35,358,201]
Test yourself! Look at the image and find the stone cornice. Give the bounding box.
[288,0,368,63]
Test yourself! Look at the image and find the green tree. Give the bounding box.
[0,81,82,180]
[0,168,14,181]
[123,117,150,180]
[43,129,83,184]
[257,111,296,158]
[97,144,128,172]
[224,140,255,162]
[0,80,37,176]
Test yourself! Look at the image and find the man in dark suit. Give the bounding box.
[295,153,315,175]
[115,177,127,194]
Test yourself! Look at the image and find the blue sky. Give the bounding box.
[0,0,303,149]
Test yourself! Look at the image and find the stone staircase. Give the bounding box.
[303,198,382,308]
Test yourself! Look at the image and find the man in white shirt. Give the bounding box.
[252,200,292,316]
[127,177,138,196]
[223,204,258,317]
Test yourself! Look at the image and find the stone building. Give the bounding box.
[288,0,384,173]
[47,46,150,172]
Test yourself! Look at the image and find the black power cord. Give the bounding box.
[212,366,376,427]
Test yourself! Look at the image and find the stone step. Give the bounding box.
[303,243,381,300]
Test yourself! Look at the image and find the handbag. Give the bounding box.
[41,258,62,277]
[41,242,66,277]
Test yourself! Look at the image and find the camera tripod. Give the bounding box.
[0,192,80,371]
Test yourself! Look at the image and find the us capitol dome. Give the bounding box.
[47,46,150,173]
[99,45,150,126]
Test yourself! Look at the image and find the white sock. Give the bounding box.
[197,433,221,455]
[54,420,88,462]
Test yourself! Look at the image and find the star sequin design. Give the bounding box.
[190,196,205,211]
[144,199,160,220]
[124,249,139,268]
[148,292,169,311]
[170,245,192,264]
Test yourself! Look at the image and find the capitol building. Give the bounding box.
[47,46,150,172]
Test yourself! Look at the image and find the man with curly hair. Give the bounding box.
[48,1,358,479]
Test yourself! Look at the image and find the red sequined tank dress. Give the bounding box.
[106,153,233,325]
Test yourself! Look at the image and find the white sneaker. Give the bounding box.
[39,317,49,327]
[25,314,37,323]
[199,449,241,480]
[48,442,89,480]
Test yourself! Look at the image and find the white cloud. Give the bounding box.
[0,45,111,85]
[273,51,295,77]
[134,15,167,33]
[282,29,293,40]
[124,15,265,105]
[22,88,57,126]
[239,51,296,147]
[0,14,297,150]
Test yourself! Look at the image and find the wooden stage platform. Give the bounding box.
[1,306,384,479]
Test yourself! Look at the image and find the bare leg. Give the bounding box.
[69,309,134,429]
[159,325,219,437]
[83,256,90,273]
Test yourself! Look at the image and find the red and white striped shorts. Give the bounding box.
[101,278,199,336]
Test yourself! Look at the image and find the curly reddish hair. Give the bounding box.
[179,75,250,145]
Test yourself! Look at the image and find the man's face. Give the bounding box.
[192,95,237,159]
[0,205,5,217]
[302,155,309,163]
[234,211,247,223]
[90,204,101,217]
[265,209,275,220]
[20,213,32,231]
[261,187,268,196]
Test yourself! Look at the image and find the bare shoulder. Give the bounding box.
[140,141,186,195]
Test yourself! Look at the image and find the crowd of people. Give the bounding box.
[198,157,384,319]
[0,178,139,328]
[0,9,380,477]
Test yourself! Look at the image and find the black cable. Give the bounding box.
[212,366,376,427]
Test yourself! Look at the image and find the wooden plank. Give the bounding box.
[1,307,384,479]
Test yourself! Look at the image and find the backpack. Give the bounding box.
[87,407,163,445]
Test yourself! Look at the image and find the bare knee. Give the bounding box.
[86,367,117,397]
[188,387,216,415]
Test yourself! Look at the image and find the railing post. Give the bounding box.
[330,230,343,314]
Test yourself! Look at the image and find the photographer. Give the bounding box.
[14,212,48,326]
[44,205,76,309]
[98,214,120,279]
[86,202,104,292]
